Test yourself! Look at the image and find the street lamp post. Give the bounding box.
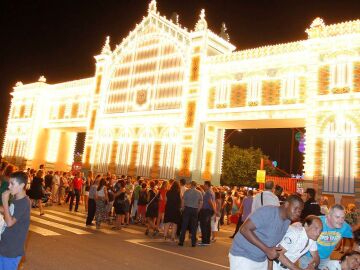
[224,129,242,143]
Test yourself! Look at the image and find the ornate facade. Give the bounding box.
[3,1,360,204]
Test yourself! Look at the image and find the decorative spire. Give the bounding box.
[148,0,157,14]
[219,22,230,42]
[195,9,207,31]
[38,75,46,83]
[305,17,326,38]
[101,36,111,55]
[309,17,325,29]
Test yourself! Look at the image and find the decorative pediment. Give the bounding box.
[112,5,190,61]
[195,9,207,31]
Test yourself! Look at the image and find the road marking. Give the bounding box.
[31,216,91,235]
[122,227,143,235]
[126,239,229,269]
[31,213,118,235]
[72,211,87,217]
[45,210,86,222]
[29,224,61,236]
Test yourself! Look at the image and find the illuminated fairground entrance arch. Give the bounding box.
[2,1,360,205]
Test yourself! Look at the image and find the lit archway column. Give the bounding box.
[200,125,224,186]
[303,45,322,194]
[84,37,112,169]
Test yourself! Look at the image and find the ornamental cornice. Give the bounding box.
[208,40,306,64]
[306,18,360,39]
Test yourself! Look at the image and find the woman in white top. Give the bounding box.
[95,178,108,229]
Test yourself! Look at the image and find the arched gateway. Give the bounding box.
[2,1,360,206]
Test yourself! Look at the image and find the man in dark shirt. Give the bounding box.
[300,188,321,221]
[198,181,215,246]
[0,171,30,270]
[44,171,54,190]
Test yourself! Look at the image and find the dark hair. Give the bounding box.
[302,215,321,227]
[204,181,211,187]
[10,171,28,188]
[286,194,304,205]
[180,178,186,186]
[97,178,106,191]
[340,251,360,263]
[247,190,253,196]
[161,180,168,190]
[215,191,221,200]
[138,179,143,185]
[0,161,8,172]
[275,185,283,194]
[305,188,316,199]
[353,228,360,245]
[169,181,180,193]
[141,183,147,189]
[116,179,125,189]
[4,165,16,177]
[149,181,155,189]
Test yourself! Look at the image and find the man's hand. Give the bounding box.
[1,190,11,207]
[305,263,316,270]
[265,247,281,260]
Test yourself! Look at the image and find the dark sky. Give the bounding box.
[1,0,359,167]
[226,128,305,175]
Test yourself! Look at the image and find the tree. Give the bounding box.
[221,144,277,187]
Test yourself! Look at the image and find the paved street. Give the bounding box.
[21,205,233,270]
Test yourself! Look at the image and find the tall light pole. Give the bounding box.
[224,129,242,143]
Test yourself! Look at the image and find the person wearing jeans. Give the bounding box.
[178,181,203,247]
[69,172,83,212]
[198,181,215,246]
[86,176,99,226]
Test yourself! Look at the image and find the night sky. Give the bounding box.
[1,0,359,171]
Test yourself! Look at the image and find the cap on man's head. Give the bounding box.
[304,188,316,198]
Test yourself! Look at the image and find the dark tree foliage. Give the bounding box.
[221,144,277,186]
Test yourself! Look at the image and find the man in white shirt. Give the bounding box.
[251,181,279,212]
[272,215,322,270]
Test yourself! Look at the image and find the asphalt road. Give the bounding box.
[20,205,233,270]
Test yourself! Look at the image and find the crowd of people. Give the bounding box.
[0,159,359,270]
